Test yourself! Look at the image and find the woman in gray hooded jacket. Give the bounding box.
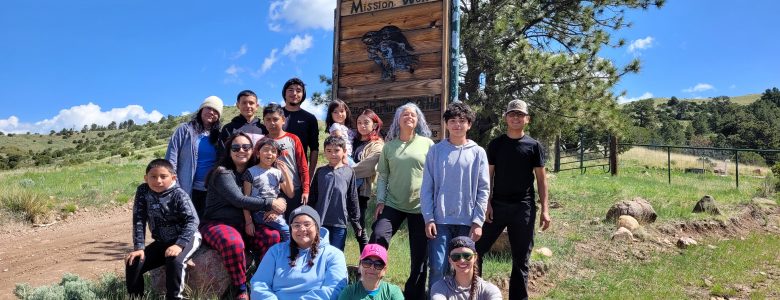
[165,95,223,218]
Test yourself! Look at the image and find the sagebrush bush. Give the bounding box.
[15,273,126,300]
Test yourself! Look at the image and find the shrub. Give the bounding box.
[14,273,118,300]
[0,188,51,223]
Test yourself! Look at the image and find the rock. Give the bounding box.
[606,197,657,223]
[752,197,778,207]
[535,247,553,257]
[589,218,601,225]
[676,237,698,249]
[707,244,717,250]
[692,195,721,215]
[549,201,562,209]
[617,215,640,231]
[703,278,713,287]
[151,246,230,299]
[488,228,510,253]
[611,227,634,242]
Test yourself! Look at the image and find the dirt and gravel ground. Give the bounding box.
[0,204,133,298]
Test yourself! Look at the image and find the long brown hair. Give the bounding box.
[354,109,383,144]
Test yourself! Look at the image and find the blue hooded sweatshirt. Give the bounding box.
[420,139,490,226]
[250,227,347,300]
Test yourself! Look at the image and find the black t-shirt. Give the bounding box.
[283,108,319,159]
[487,134,545,203]
[353,140,367,163]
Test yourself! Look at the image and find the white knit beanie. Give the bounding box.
[199,96,224,117]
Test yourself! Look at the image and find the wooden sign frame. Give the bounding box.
[333,0,451,140]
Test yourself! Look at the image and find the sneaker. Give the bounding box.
[235,291,249,300]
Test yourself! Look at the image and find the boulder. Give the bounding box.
[606,197,657,223]
[150,246,230,299]
[535,247,553,257]
[676,237,698,249]
[488,228,510,253]
[611,227,634,242]
[692,195,721,215]
[616,215,640,231]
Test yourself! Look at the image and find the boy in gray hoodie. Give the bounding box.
[421,102,490,289]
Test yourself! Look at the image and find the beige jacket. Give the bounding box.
[352,139,384,198]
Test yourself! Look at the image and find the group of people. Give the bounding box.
[124,77,551,300]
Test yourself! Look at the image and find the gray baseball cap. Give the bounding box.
[503,99,529,116]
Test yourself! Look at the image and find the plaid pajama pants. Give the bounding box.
[199,221,281,289]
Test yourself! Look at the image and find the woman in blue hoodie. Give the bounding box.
[251,205,348,300]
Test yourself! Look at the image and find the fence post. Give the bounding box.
[554,135,561,172]
[735,150,740,189]
[579,130,584,174]
[609,135,618,176]
[667,146,671,184]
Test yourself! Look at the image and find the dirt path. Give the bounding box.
[0,205,132,298]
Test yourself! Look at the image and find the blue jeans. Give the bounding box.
[324,225,347,251]
[428,224,471,289]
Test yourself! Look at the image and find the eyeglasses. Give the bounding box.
[231,144,252,152]
[357,120,373,126]
[360,259,386,270]
[449,252,475,262]
[291,222,314,230]
[506,112,528,118]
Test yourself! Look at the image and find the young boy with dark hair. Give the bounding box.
[262,103,310,219]
[421,102,490,289]
[126,159,201,300]
[309,136,361,251]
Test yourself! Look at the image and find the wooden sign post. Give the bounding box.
[333,0,452,140]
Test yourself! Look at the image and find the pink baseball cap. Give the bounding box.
[360,244,388,264]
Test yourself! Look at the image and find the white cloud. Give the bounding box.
[682,83,714,93]
[628,36,654,53]
[260,49,280,74]
[224,64,244,84]
[230,44,248,59]
[0,103,163,134]
[729,84,737,89]
[180,111,191,116]
[268,0,336,31]
[617,92,653,103]
[282,34,313,57]
[272,99,326,120]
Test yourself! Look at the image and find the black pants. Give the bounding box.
[354,196,370,252]
[369,205,428,300]
[475,200,536,300]
[191,189,207,219]
[126,235,201,300]
[283,188,304,221]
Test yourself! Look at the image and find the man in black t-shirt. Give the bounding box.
[475,99,551,300]
[281,78,319,177]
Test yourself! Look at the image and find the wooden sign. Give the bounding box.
[333,0,451,140]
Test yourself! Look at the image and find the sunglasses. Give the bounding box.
[360,259,386,270]
[231,144,253,152]
[449,252,475,262]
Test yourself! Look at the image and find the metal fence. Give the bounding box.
[616,143,780,189]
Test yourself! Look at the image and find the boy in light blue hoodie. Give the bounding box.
[421,102,490,289]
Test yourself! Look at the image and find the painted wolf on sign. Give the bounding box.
[362,25,419,81]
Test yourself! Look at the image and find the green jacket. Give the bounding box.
[338,281,404,300]
[375,135,434,213]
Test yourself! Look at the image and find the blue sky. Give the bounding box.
[1,0,778,133]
